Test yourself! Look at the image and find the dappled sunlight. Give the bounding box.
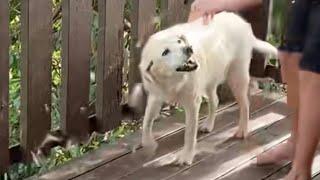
[143,111,287,168]
[205,111,286,146]
[208,135,289,180]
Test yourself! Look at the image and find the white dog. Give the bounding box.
[125,12,278,165]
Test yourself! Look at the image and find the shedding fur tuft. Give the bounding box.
[31,130,71,166]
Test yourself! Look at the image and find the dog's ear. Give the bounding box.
[121,83,147,120]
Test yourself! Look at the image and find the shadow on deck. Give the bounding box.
[29,92,320,180]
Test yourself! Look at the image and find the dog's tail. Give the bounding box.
[121,83,147,120]
[253,38,278,59]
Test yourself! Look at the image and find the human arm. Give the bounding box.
[188,0,263,23]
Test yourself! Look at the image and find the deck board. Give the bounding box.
[265,152,320,180]
[31,92,295,180]
[217,156,290,180]
[123,102,291,180]
[219,149,320,180]
[32,100,240,180]
[75,94,285,180]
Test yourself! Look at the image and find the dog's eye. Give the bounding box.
[162,48,170,56]
[177,39,182,44]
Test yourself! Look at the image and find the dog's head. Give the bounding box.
[141,34,198,75]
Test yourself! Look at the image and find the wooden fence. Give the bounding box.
[0,0,271,175]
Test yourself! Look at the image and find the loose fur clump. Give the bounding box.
[31,130,71,166]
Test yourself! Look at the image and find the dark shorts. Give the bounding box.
[279,0,320,73]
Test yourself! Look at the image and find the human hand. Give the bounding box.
[189,0,226,24]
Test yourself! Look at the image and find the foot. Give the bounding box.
[199,117,214,133]
[256,141,294,165]
[174,148,196,166]
[142,137,158,154]
[233,127,248,139]
[284,167,311,180]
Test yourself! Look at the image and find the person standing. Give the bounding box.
[189,0,320,179]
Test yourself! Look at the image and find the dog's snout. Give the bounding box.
[176,58,198,72]
[184,46,193,56]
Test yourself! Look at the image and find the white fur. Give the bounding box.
[138,12,278,165]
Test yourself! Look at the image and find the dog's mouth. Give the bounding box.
[176,59,198,72]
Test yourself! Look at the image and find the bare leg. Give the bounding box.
[257,52,301,165]
[284,70,320,180]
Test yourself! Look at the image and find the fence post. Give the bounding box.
[161,0,194,29]
[242,0,270,77]
[21,0,52,160]
[96,0,125,131]
[61,0,91,139]
[128,0,157,91]
[0,0,10,174]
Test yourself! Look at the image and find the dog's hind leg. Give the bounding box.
[142,95,162,153]
[227,63,250,139]
[199,86,219,133]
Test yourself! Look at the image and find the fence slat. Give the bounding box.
[242,0,270,77]
[96,0,125,131]
[0,0,10,174]
[162,0,194,29]
[128,0,156,90]
[61,0,91,139]
[21,0,52,159]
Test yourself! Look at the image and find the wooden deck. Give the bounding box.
[30,92,320,180]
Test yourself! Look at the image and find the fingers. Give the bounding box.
[202,11,215,25]
[188,10,202,22]
[190,0,216,24]
[202,12,209,25]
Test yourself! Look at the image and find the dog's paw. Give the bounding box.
[233,128,249,139]
[199,118,214,133]
[174,149,195,166]
[142,138,158,154]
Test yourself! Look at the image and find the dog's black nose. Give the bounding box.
[184,46,193,56]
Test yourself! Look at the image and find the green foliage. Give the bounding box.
[9,0,21,146]
[6,121,139,179]
[5,163,40,180]
[266,0,288,67]
[271,0,288,43]
[6,0,143,178]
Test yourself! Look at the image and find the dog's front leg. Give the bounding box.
[142,95,162,153]
[176,96,201,165]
